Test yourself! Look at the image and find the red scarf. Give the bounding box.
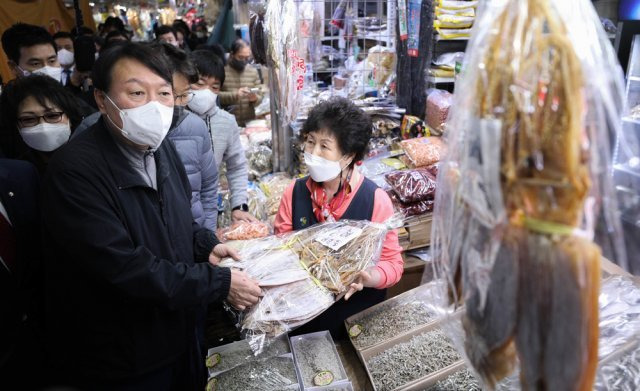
[309,170,353,223]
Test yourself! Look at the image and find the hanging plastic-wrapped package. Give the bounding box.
[429,0,627,390]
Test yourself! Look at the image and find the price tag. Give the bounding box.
[316,226,363,251]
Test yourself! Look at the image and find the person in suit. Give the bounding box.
[0,158,43,390]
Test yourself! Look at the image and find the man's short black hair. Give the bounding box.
[103,16,125,32]
[155,25,177,40]
[92,42,172,93]
[194,44,226,65]
[1,23,56,63]
[172,19,191,37]
[230,38,249,55]
[53,31,73,42]
[301,97,373,164]
[104,30,129,45]
[150,43,198,84]
[190,50,225,86]
[0,74,83,161]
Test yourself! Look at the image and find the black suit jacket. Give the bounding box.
[0,159,41,367]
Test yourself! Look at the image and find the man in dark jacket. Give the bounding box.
[41,42,261,390]
[0,159,43,390]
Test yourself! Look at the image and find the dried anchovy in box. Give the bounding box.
[367,329,461,391]
[206,336,291,376]
[207,356,299,391]
[594,342,640,391]
[428,369,481,390]
[348,300,437,349]
[293,333,347,387]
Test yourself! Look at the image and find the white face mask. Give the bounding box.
[304,152,349,183]
[57,49,75,67]
[188,89,218,116]
[32,66,63,82]
[104,94,174,149]
[19,122,71,152]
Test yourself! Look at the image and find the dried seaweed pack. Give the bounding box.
[226,219,391,353]
[429,0,627,390]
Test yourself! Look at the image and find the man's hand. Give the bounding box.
[344,268,381,301]
[209,243,241,266]
[232,209,258,223]
[247,92,258,103]
[227,269,262,310]
[238,87,251,98]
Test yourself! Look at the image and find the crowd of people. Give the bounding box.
[0,16,403,391]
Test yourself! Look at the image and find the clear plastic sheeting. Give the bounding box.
[205,355,300,391]
[427,0,627,389]
[598,275,640,359]
[595,341,640,391]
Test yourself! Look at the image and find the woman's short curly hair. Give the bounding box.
[301,97,372,164]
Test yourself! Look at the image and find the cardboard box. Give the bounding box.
[403,214,433,250]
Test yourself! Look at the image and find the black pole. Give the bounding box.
[74,0,84,30]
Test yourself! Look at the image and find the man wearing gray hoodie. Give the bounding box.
[188,50,256,223]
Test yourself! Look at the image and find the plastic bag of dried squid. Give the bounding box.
[220,217,402,354]
[425,0,628,390]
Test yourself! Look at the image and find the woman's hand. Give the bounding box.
[344,268,381,301]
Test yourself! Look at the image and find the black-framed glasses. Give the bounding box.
[17,112,64,128]
[175,91,195,105]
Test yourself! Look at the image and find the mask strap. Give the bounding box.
[103,93,128,135]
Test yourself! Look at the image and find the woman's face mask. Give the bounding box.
[19,122,70,152]
[304,152,350,183]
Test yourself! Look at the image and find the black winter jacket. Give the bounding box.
[41,118,231,381]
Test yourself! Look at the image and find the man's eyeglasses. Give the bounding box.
[175,91,195,105]
[18,112,64,128]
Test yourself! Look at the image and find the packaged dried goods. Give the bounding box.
[385,168,437,203]
[223,221,270,241]
[224,219,395,353]
[400,137,445,167]
[429,0,627,390]
[426,89,452,134]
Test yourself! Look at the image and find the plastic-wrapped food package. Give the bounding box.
[225,219,392,353]
[223,221,271,241]
[246,145,273,180]
[401,115,429,139]
[386,168,437,203]
[249,0,268,65]
[259,173,293,217]
[387,190,435,217]
[400,137,445,167]
[428,0,627,390]
[434,14,474,29]
[205,336,291,377]
[426,89,453,134]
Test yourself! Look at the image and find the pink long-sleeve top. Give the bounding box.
[274,172,404,289]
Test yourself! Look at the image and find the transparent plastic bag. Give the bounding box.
[428,0,627,389]
[205,336,291,377]
[224,219,393,353]
[385,168,437,203]
[426,89,453,134]
[223,221,271,241]
[259,173,293,217]
[400,137,445,167]
[387,190,435,217]
[246,144,273,180]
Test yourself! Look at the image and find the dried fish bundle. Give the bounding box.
[289,220,388,295]
[228,219,391,353]
[429,0,626,390]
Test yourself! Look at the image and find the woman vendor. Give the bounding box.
[274,97,404,338]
